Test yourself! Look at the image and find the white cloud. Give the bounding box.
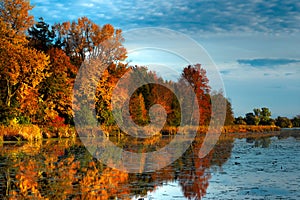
[81,3,94,8]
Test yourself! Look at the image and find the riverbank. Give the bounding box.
[0,124,76,142]
[0,124,283,142]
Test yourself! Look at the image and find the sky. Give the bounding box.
[30,0,300,118]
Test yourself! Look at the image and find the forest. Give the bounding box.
[0,0,299,141]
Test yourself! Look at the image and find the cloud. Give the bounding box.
[30,0,300,34]
[220,70,231,75]
[284,72,294,76]
[237,58,300,67]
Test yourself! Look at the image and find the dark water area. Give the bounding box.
[0,131,299,199]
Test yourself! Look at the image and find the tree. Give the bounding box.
[0,5,49,123]
[259,107,272,125]
[275,116,292,128]
[54,17,127,67]
[245,113,260,125]
[291,115,300,127]
[37,48,77,124]
[210,91,234,126]
[0,36,50,120]
[129,93,148,126]
[245,107,273,126]
[179,64,211,126]
[0,0,34,35]
[235,116,247,125]
[28,17,55,51]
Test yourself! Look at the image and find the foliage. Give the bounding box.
[210,91,234,126]
[245,112,260,125]
[291,115,300,127]
[0,0,34,35]
[0,0,293,141]
[28,17,56,51]
[234,116,247,125]
[0,1,50,123]
[243,107,273,126]
[179,64,211,126]
[37,48,77,125]
[275,116,292,128]
[53,17,127,67]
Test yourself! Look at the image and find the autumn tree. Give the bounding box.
[0,0,34,35]
[129,92,148,126]
[179,64,211,126]
[37,48,77,125]
[0,2,49,123]
[54,17,126,67]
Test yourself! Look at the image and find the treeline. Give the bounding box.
[0,0,235,138]
[235,107,300,128]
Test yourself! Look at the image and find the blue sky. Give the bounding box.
[30,0,300,118]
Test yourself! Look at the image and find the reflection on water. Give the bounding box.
[0,133,299,199]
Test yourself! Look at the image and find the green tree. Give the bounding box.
[291,115,300,127]
[210,91,234,126]
[245,112,260,125]
[275,116,292,128]
[235,116,247,125]
[259,107,272,125]
[28,17,55,51]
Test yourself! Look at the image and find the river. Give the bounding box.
[0,131,299,199]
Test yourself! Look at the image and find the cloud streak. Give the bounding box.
[237,58,300,67]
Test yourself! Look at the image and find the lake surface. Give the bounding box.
[0,132,299,199]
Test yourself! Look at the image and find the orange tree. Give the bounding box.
[179,64,211,126]
[0,1,49,124]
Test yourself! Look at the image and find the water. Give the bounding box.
[0,132,299,199]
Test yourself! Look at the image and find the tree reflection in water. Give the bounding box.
[0,135,235,199]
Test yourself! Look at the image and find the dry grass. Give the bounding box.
[160,125,280,135]
[0,124,43,141]
[222,125,280,134]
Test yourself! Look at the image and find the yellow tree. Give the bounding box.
[0,33,49,120]
[0,0,34,35]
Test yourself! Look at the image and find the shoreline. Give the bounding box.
[0,125,285,142]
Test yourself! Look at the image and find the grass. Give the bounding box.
[221,125,280,133]
[161,125,280,135]
[0,124,43,142]
[0,124,281,142]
